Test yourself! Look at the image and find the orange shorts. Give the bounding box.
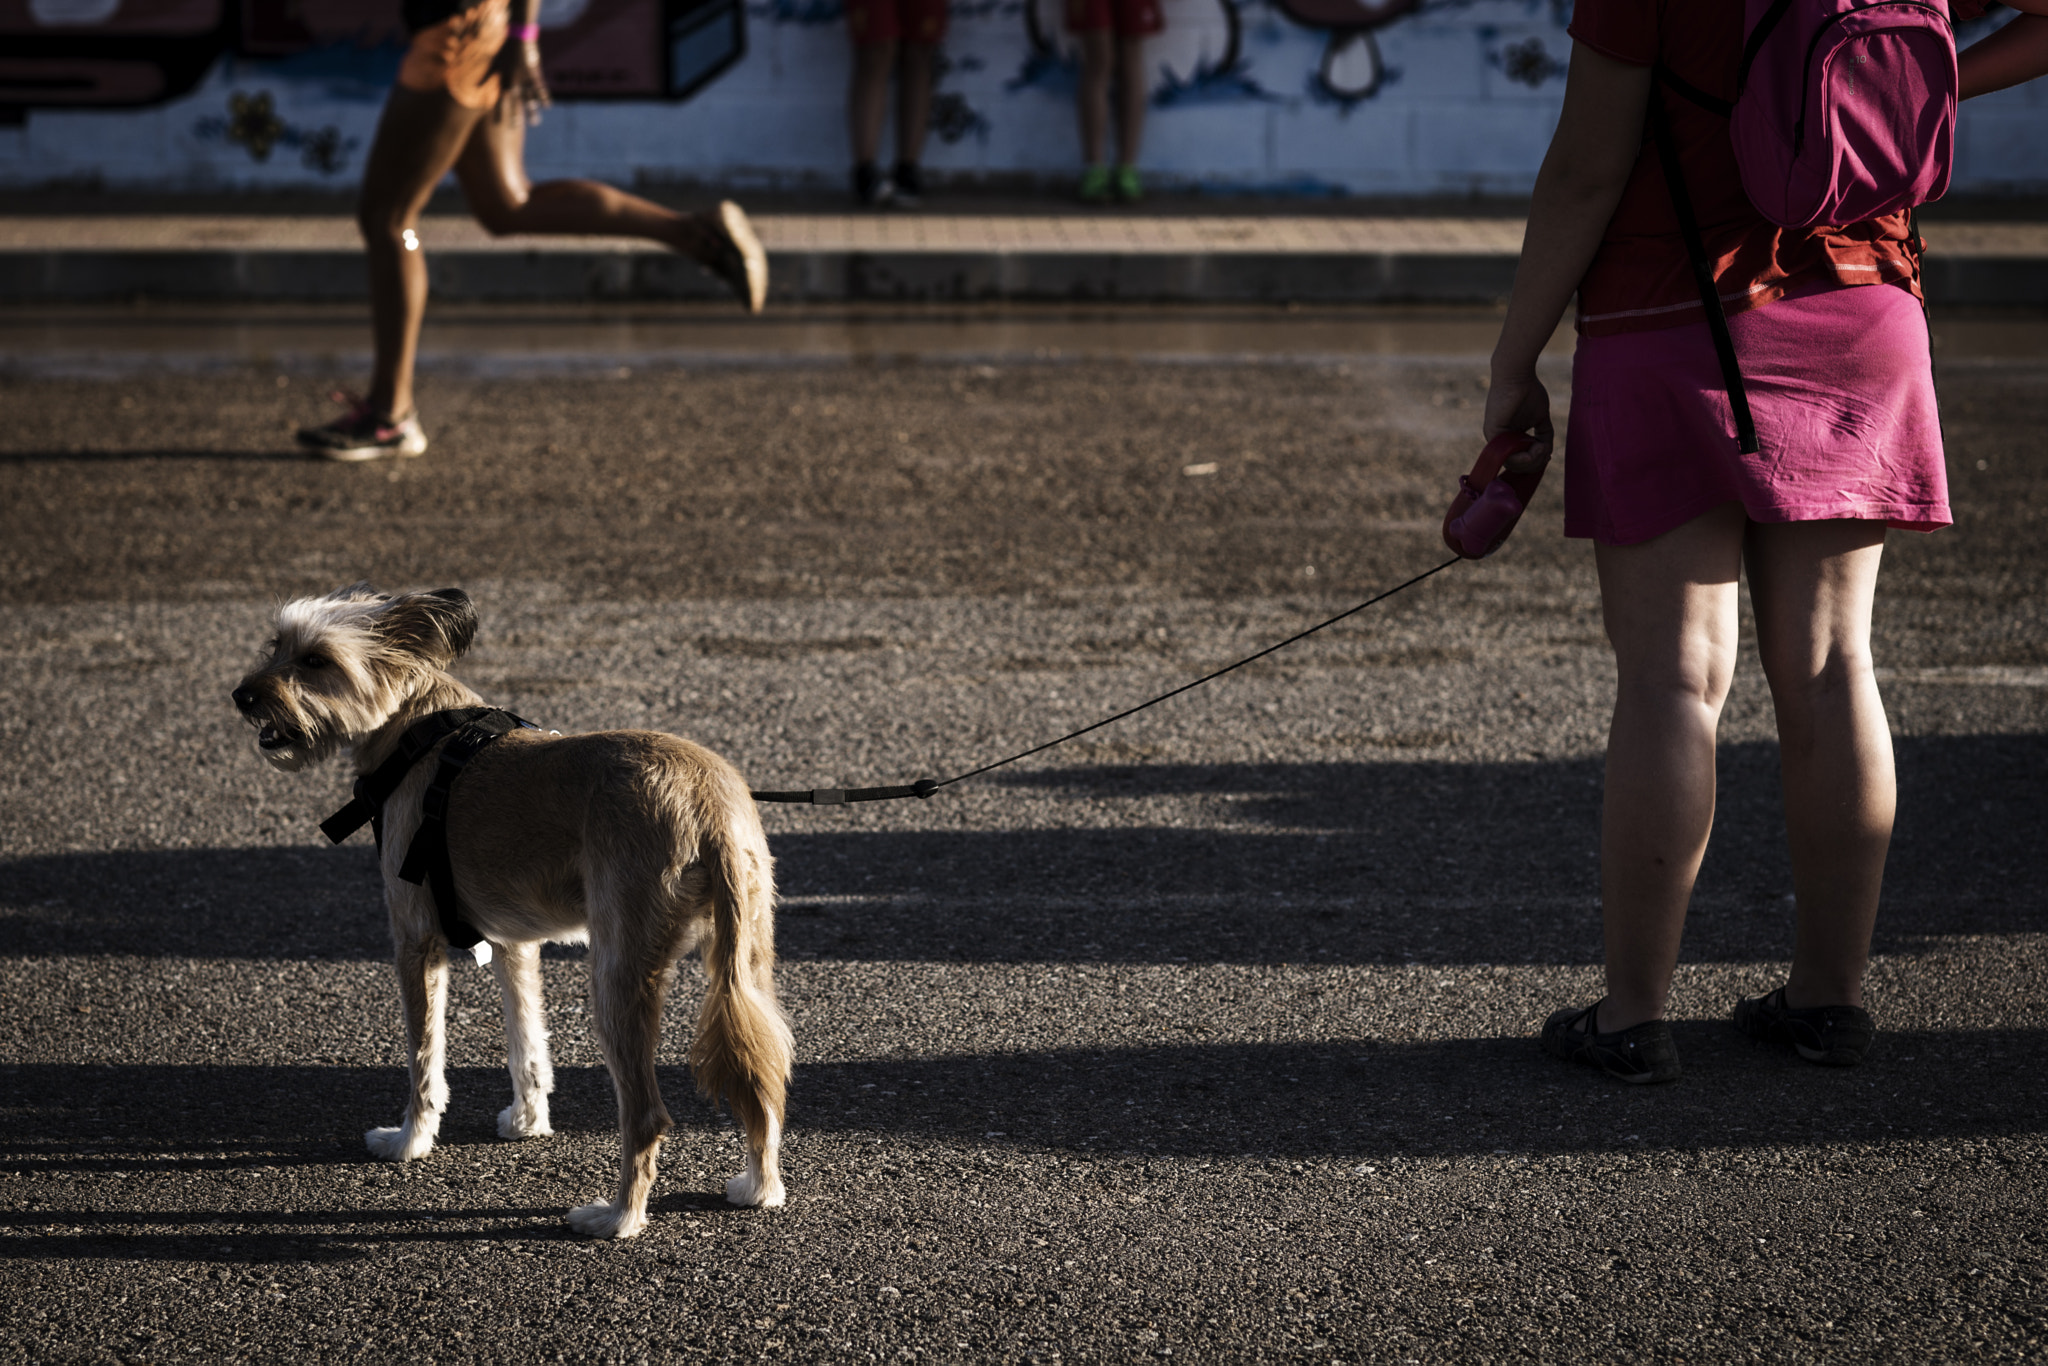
[1065,0,1163,36]
[398,0,510,110]
[846,0,948,45]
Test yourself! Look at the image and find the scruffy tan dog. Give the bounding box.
[230,582,791,1237]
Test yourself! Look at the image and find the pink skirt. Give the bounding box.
[1564,279,1950,545]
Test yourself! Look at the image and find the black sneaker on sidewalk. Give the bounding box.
[1541,999,1682,1084]
[1732,987,1874,1066]
[891,160,925,208]
[853,161,895,208]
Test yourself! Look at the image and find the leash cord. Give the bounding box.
[751,555,1463,805]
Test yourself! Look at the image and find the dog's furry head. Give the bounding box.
[231,582,478,771]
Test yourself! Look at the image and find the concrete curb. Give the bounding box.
[1,215,2043,304]
[0,247,1528,305]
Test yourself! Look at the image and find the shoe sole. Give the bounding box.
[299,431,427,463]
[718,200,768,315]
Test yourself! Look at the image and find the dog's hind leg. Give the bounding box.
[490,940,554,1140]
[566,949,676,1240]
[367,937,450,1162]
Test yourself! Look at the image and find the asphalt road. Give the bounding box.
[2,306,2045,1362]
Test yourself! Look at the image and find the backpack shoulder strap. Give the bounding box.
[1736,0,1799,94]
[1646,70,1761,455]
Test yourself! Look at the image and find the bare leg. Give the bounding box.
[896,42,937,164]
[1114,35,1148,166]
[451,95,731,266]
[491,939,555,1140]
[1077,29,1113,166]
[366,935,452,1161]
[1593,501,1747,1031]
[1744,519,1893,1009]
[850,41,898,167]
[356,85,491,422]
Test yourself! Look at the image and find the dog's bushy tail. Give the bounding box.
[689,801,792,1142]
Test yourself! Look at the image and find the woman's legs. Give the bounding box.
[1592,501,1747,1032]
[356,85,491,422]
[1744,519,1893,1009]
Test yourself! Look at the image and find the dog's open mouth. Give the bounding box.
[254,720,299,751]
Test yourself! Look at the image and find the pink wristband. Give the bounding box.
[515,22,539,41]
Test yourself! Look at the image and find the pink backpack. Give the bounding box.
[1727,0,1958,227]
[1650,0,1955,453]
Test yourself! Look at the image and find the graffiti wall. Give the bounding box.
[1,0,2041,195]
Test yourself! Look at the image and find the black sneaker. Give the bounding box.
[853,161,894,208]
[891,160,925,208]
[1732,987,1874,1066]
[1541,999,1682,1084]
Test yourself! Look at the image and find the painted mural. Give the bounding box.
[0,0,2039,193]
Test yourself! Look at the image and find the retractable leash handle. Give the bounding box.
[1442,431,1548,560]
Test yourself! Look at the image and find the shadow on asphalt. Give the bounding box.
[0,448,305,464]
[3,736,2038,965]
[1,1024,2041,1221]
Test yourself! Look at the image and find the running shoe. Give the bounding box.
[1732,987,1874,1066]
[891,160,925,209]
[1540,999,1682,1084]
[1078,164,1112,204]
[295,393,427,462]
[1113,164,1143,203]
[697,200,767,314]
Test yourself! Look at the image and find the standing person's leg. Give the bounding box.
[892,41,938,204]
[1113,35,1147,170]
[1542,500,1746,1084]
[848,16,900,206]
[1075,28,1114,200]
[1593,501,1748,1027]
[452,94,765,310]
[1734,518,1891,1062]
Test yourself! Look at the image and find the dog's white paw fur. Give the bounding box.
[725,1170,786,1208]
[365,1123,436,1162]
[566,1201,647,1239]
[497,1104,552,1140]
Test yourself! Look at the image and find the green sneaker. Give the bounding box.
[1113,164,1143,203]
[1078,164,1112,204]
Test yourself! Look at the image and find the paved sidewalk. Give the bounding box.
[5,210,2046,304]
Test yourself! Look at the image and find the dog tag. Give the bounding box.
[471,941,494,966]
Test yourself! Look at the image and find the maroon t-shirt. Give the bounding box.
[1567,0,1925,336]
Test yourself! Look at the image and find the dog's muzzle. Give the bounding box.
[232,686,299,752]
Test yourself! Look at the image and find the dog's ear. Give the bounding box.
[377,588,477,664]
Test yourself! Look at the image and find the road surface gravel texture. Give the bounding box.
[1,307,2044,1362]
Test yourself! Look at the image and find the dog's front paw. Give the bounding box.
[725,1171,787,1208]
[498,1103,553,1140]
[566,1201,647,1240]
[365,1124,435,1162]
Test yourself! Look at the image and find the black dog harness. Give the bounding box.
[321,707,538,951]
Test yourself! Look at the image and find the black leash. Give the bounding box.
[751,556,1462,806]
